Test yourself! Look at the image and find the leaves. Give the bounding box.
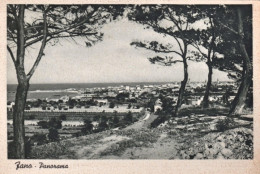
[7,5,126,49]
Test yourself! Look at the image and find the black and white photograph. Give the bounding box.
[2,1,260,172]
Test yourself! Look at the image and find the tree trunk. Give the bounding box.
[229,7,252,115]
[202,61,213,108]
[174,58,188,116]
[13,80,29,159]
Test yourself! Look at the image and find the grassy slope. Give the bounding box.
[29,108,253,159]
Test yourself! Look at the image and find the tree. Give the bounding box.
[37,120,49,129]
[98,115,108,131]
[109,102,115,108]
[112,115,120,127]
[229,6,252,115]
[48,127,59,142]
[59,114,67,121]
[7,4,124,158]
[123,111,133,124]
[209,5,252,115]
[186,7,218,108]
[48,117,62,129]
[129,5,199,116]
[127,103,132,109]
[81,118,93,134]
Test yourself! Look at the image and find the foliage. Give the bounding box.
[97,115,108,131]
[127,103,132,109]
[7,4,125,158]
[48,127,59,142]
[37,118,62,129]
[30,133,48,145]
[81,118,94,134]
[178,107,229,117]
[28,115,36,120]
[123,111,133,124]
[216,117,237,132]
[48,118,62,129]
[112,115,120,127]
[37,120,49,129]
[29,141,75,159]
[109,102,115,108]
[59,114,67,121]
[116,92,129,101]
[150,112,170,128]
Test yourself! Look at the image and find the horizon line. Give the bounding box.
[7,80,233,85]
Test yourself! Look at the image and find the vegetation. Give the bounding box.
[7,4,124,158]
[215,117,237,132]
[81,118,94,135]
[48,128,59,142]
[7,4,253,159]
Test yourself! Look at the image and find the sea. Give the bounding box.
[7,82,171,102]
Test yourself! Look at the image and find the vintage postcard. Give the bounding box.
[0,0,260,173]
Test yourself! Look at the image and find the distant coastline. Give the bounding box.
[7,82,175,92]
[7,81,231,92]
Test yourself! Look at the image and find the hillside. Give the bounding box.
[28,107,253,160]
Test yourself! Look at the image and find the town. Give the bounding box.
[7,81,238,115]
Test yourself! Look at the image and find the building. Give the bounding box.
[7,102,15,112]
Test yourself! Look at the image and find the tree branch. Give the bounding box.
[27,10,48,80]
[131,41,182,57]
[191,43,208,58]
[218,21,238,35]
[7,45,16,66]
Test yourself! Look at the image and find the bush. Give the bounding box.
[48,128,59,142]
[59,114,67,121]
[150,113,170,128]
[29,141,75,159]
[216,117,236,132]
[123,111,133,124]
[38,118,62,129]
[31,133,48,145]
[81,119,93,135]
[37,121,49,129]
[49,118,62,129]
[109,102,115,108]
[28,115,36,120]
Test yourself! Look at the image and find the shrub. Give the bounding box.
[59,114,67,121]
[150,113,170,128]
[37,121,49,129]
[123,111,133,124]
[48,128,59,142]
[177,119,186,125]
[109,102,115,108]
[29,141,75,159]
[81,119,93,135]
[112,116,120,127]
[216,117,236,132]
[49,118,62,129]
[28,115,36,120]
[31,133,48,145]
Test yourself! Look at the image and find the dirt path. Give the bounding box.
[71,134,129,159]
[55,113,253,159]
[125,112,158,130]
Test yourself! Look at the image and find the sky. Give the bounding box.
[7,17,231,84]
